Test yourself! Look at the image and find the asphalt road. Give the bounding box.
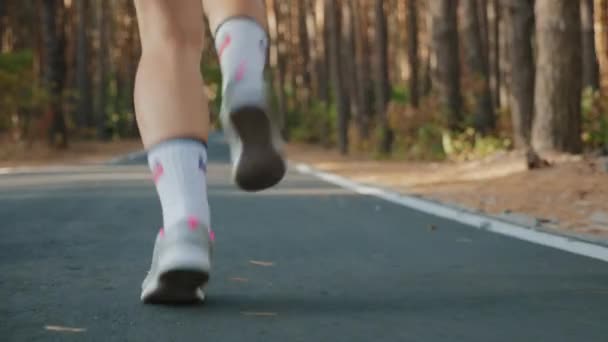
[1,136,608,342]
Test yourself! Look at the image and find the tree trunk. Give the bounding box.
[498,1,511,110]
[285,4,297,113]
[374,0,393,154]
[296,0,311,106]
[305,0,320,103]
[489,0,501,109]
[267,0,287,131]
[407,0,420,108]
[313,0,330,104]
[596,0,608,94]
[462,0,495,133]
[430,0,462,130]
[41,0,68,148]
[353,0,371,138]
[341,0,357,134]
[581,0,600,90]
[328,0,348,154]
[95,0,109,140]
[478,0,489,57]
[126,0,139,137]
[0,0,5,51]
[594,0,608,95]
[505,0,535,148]
[533,0,582,153]
[75,0,92,128]
[422,51,432,96]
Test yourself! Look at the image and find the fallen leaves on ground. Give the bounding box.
[230,277,249,283]
[249,260,275,267]
[45,325,86,333]
[240,312,278,317]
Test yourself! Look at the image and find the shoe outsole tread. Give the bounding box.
[230,106,286,192]
[142,269,209,304]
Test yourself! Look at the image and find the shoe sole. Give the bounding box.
[142,269,209,305]
[230,106,286,192]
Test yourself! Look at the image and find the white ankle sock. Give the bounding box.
[147,139,209,229]
[214,18,268,91]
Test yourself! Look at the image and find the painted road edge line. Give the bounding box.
[293,162,608,263]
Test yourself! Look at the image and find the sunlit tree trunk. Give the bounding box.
[407,0,420,108]
[596,0,608,94]
[533,0,582,153]
[267,0,287,132]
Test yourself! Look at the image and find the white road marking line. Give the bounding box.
[293,163,608,263]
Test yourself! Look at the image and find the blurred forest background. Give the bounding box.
[2,0,608,162]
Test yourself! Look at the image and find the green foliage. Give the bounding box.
[201,60,222,108]
[408,123,446,160]
[288,100,336,146]
[442,127,512,161]
[0,50,34,73]
[384,91,447,160]
[201,59,223,130]
[581,87,608,151]
[0,50,49,133]
[390,86,409,104]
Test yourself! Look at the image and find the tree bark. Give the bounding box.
[374,0,393,154]
[328,0,348,154]
[596,0,608,94]
[489,0,501,109]
[126,0,139,137]
[462,0,495,133]
[341,0,357,134]
[581,0,600,90]
[353,0,371,138]
[95,0,109,139]
[267,0,287,131]
[430,0,462,130]
[407,0,420,108]
[75,0,92,128]
[41,0,68,148]
[498,1,512,110]
[304,0,320,103]
[297,0,311,106]
[0,0,5,51]
[504,0,535,148]
[316,0,330,104]
[478,0,489,58]
[533,0,582,153]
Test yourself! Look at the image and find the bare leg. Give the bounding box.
[134,0,208,147]
[201,0,286,192]
[135,0,213,305]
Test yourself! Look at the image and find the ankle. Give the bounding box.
[214,18,267,86]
